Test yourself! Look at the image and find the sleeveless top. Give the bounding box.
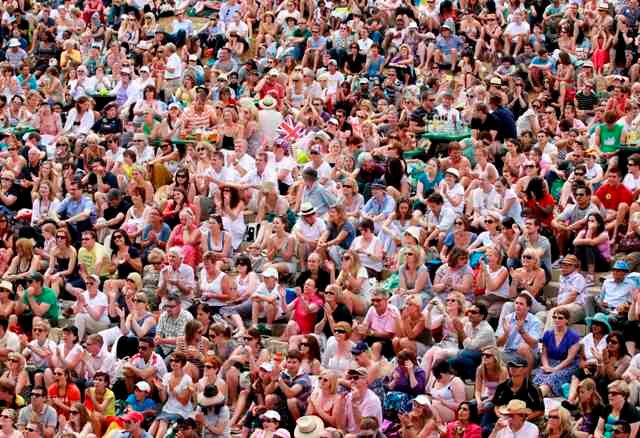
[487,266,510,297]
[200,269,227,307]
[207,231,224,252]
[127,313,156,338]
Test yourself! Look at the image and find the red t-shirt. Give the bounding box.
[596,183,633,210]
[259,82,285,101]
[525,193,555,227]
[48,383,81,418]
[293,292,324,334]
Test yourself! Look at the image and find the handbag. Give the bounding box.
[618,234,640,253]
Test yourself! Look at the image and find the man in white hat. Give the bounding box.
[292,202,327,266]
[490,400,538,438]
[257,94,284,144]
[5,38,26,69]
[250,267,286,334]
[294,415,325,438]
[110,65,142,108]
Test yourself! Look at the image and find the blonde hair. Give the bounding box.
[544,407,573,436]
[319,370,338,394]
[522,248,541,265]
[15,238,34,258]
[608,380,630,398]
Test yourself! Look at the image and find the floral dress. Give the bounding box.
[532,329,580,396]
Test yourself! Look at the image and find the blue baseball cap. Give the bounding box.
[612,260,630,271]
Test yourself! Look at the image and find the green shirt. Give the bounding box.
[599,122,624,153]
[22,287,59,322]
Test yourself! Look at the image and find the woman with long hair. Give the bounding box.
[58,402,93,436]
[44,228,77,296]
[336,177,364,223]
[574,212,611,281]
[572,378,604,438]
[441,216,476,261]
[104,230,143,308]
[175,319,209,381]
[220,186,246,251]
[202,214,233,265]
[306,370,340,427]
[595,331,631,399]
[503,248,547,316]
[1,352,29,397]
[321,319,357,372]
[149,352,194,438]
[335,249,370,315]
[199,250,234,310]
[3,238,41,289]
[167,207,202,269]
[222,328,270,408]
[393,294,429,357]
[162,187,193,229]
[475,346,508,423]
[117,292,156,358]
[381,198,414,254]
[63,95,94,136]
[261,215,297,276]
[299,335,322,375]
[422,292,467,379]
[393,246,432,309]
[46,366,81,419]
[433,247,473,299]
[446,402,482,438]
[31,179,61,227]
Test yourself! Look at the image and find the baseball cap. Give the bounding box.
[351,341,369,355]
[507,356,528,368]
[135,381,151,392]
[122,411,144,424]
[347,367,368,377]
[262,267,279,279]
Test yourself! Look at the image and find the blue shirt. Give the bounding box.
[56,195,96,224]
[125,394,156,412]
[363,194,395,217]
[600,278,635,311]
[497,312,543,353]
[219,3,241,23]
[302,183,336,216]
[435,35,463,55]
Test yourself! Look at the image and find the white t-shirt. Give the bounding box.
[292,216,327,241]
[580,333,608,361]
[0,330,21,353]
[505,21,531,40]
[272,155,297,186]
[325,71,345,95]
[623,173,640,192]
[165,53,183,80]
[303,161,332,182]
[471,187,501,216]
[161,372,193,417]
[23,338,58,368]
[438,181,465,214]
[494,421,539,438]
[80,290,110,325]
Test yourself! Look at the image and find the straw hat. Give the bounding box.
[498,400,532,416]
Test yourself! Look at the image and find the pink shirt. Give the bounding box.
[363,305,400,334]
[345,389,383,432]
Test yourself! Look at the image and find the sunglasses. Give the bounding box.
[485,219,494,224]
[548,415,560,420]
[70,410,80,414]
[204,364,216,369]
[482,353,494,358]
[26,427,37,432]
[335,329,347,334]
[522,254,534,260]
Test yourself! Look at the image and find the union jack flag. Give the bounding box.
[277,116,306,145]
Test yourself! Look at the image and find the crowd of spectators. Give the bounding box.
[4,0,640,437]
